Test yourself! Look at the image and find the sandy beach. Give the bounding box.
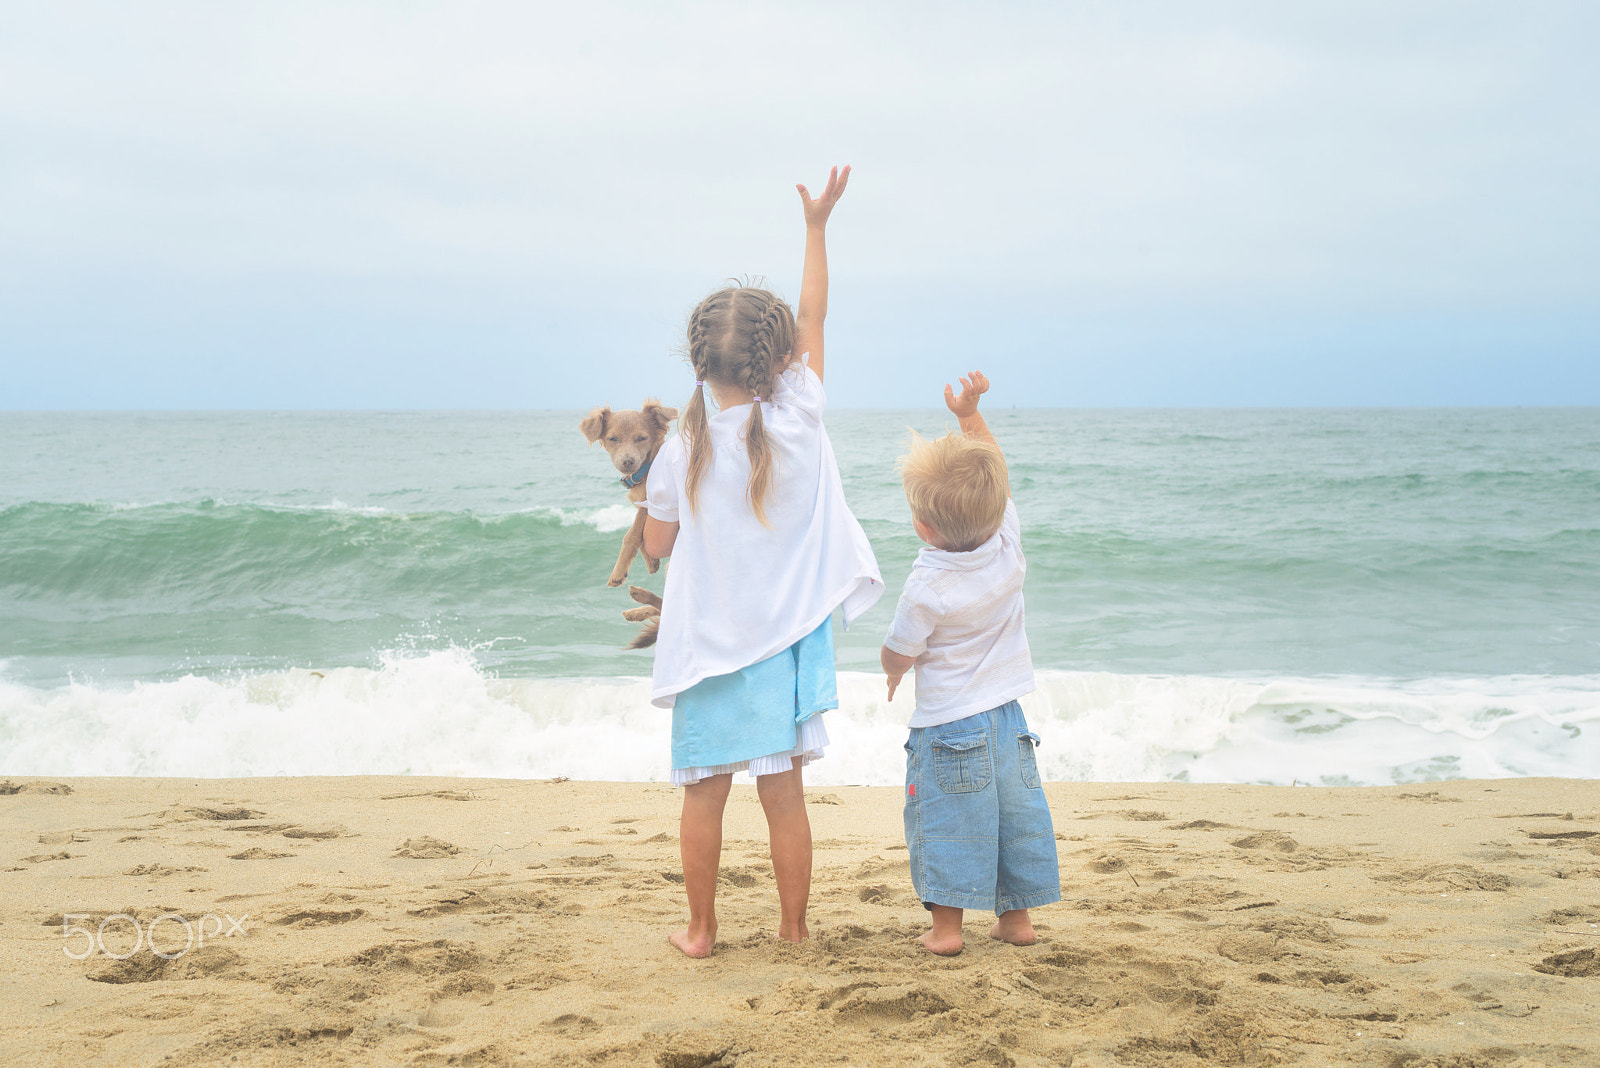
[1,775,1596,1067]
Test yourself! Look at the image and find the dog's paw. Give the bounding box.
[645,555,660,574]
[628,585,663,608]
[621,606,659,623]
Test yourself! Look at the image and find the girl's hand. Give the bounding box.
[943,371,990,419]
[796,165,850,230]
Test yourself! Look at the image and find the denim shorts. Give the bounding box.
[903,700,1062,915]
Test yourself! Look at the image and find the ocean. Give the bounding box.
[2,408,1596,786]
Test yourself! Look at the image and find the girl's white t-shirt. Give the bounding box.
[644,359,882,708]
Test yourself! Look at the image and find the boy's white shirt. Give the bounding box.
[884,499,1035,727]
[644,358,883,708]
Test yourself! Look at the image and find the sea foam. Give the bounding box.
[3,653,1595,786]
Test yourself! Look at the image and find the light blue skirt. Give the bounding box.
[670,616,838,786]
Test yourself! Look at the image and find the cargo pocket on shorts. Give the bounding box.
[1018,731,1042,789]
[932,731,992,794]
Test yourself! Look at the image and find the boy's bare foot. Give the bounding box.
[669,924,716,958]
[921,903,964,955]
[775,919,809,943]
[989,909,1036,945]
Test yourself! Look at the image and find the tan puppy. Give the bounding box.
[579,400,677,589]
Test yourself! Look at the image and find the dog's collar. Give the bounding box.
[620,458,652,489]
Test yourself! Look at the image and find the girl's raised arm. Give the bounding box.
[794,165,849,384]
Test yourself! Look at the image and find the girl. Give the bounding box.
[642,166,882,958]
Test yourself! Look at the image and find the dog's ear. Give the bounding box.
[579,406,610,444]
[641,399,678,435]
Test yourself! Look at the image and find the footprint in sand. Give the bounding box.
[563,853,614,868]
[1334,911,1389,925]
[15,851,77,865]
[272,908,365,928]
[346,939,484,975]
[1375,863,1511,891]
[436,973,496,999]
[379,789,479,801]
[0,780,74,795]
[124,863,207,877]
[229,847,294,860]
[1230,831,1298,853]
[718,869,760,888]
[1534,947,1600,977]
[392,837,461,859]
[829,983,953,1025]
[1541,905,1600,925]
[1395,790,1463,803]
[186,807,266,821]
[406,886,553,918]
[85,946,243,985]
[545,1013,600,1036]
[282,824,353,840]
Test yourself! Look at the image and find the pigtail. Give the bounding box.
[744,402,772,525]
[681,289,728,516]
[681,382,712,514]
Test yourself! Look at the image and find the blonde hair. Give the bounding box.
[679,285,796,525]
[900,431,1009,552]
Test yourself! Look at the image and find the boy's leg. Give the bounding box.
[922,904,965,956]
[992,702,1062,941]
[905,714,1001,956]
[990,908,1036,945]
[672,772,733,958]
[756,757,812,942]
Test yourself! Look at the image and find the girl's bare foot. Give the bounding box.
[989,909,1036,945]
[669,923,716,958]
[919,928,964,955]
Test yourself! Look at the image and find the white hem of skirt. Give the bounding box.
[669,714,830,788]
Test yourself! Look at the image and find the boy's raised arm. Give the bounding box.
[794,165,850,384]
[945,371,1000,457]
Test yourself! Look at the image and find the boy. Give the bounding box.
[881,370,1061,955]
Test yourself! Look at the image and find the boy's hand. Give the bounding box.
[797,165,850,230]
[944,371,989,419]
[881,645,916,702]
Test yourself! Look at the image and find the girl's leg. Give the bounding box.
[671,772,732,958]
[756,757,812,942]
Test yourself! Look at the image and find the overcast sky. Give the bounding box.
[3,1,1597,409]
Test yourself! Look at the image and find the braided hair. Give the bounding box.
[680,285,797,525]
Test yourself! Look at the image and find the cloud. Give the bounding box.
[2,1,1597,406]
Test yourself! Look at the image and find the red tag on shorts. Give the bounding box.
[908,784,916,798]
